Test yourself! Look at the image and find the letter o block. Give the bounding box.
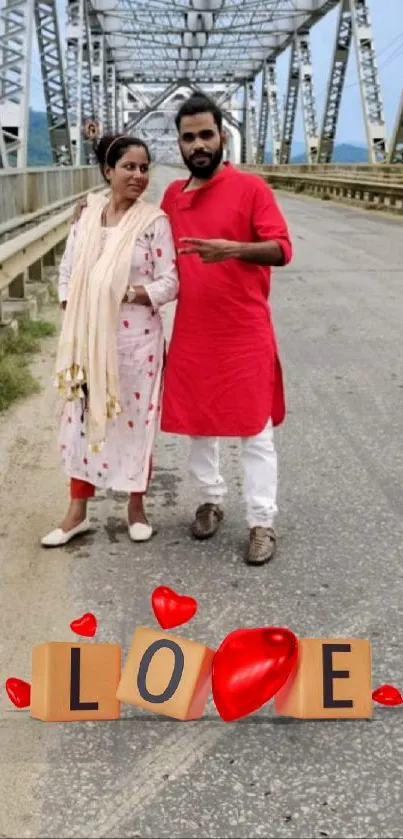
[274,638,372,719]
[116,626,215,720]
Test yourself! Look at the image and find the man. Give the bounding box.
[159,94,292,566]
[72,94,292,565]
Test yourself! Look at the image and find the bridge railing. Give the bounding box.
[0,165,101,225]
[0,166,103,325]
[240,164,403,212]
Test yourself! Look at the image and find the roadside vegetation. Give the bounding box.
[0,316,56,411]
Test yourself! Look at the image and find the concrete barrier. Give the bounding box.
[240,165,403,213]
[0,165,102,226]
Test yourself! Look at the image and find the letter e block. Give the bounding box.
[116,626,214,720]
[274,638,372,719]
[30,642,121,722]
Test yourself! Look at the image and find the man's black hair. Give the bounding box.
[175,93,223,132]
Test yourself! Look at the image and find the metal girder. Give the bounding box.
[34,0,72,166]
[257,64,269,164]
[87,0,343,86]
[267,60,281,165]
[66,0,99,165]
[91,27,106,132]
[125,83,181,132]
[106,59,117,133]
[240,80,257,164]
[0,0,34,168]
[350,0,387,163]
[318,0,352,163]
[280,39,299,164]
[296,30,318,164]
[388,90,403,164]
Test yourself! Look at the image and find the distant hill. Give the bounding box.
[265,142,368,164]
[28,109,52,166]
[27,110,369,167]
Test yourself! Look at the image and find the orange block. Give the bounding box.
[30,642,121,722]
[116,626,215,720]
[274,638,372,719]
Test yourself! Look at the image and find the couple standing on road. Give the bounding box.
[41,92,293,567]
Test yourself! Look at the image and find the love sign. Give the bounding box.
[4,586,402,722]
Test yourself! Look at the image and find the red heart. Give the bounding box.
[212,627,298,721]
[70,612,97,637]
[5,677,31,708]
[151,586,198,629]
[372,684,403,706]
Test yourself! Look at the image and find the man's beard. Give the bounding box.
[181,143,224,179]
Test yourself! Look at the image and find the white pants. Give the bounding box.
[188,419,277,529]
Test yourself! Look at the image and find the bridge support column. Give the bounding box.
[35,0,72,166]
[388,90,403,164]
[66,0,95,166]
[318,0,352,164]
[350,0,387,163]
[280,40,299,164]
[0,0,35,168]
[296,31,319,164]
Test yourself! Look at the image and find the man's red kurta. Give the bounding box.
[160,163,292,437]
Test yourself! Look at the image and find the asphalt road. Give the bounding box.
[1,167,403,838]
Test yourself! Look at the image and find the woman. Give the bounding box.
[42,134,178,547]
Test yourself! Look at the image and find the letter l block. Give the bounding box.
[117,626,215,720]
[30,642,121,722]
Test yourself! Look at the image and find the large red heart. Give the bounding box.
[372,684,403,706]
[70,612,97,637]
[5,677,31,708]
[151,586,198,629]
[212,626,298,721]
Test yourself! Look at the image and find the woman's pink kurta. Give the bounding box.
[58,213,178,492]
[160,163,292,437]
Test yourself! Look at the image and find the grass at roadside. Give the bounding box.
[0,316,56,412]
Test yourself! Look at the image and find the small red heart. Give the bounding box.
[372,684,403,706]
[148,355,154,362]
[70,612,97,637]
[123,320,129,328]
[5,677,31,708]
[212,627,298,721]
[151,586,198,629]
[134,393,140,400]
[128,420,134,428]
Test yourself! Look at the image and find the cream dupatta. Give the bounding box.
[55,193,164,451]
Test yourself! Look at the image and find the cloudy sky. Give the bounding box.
[29,0,403,149]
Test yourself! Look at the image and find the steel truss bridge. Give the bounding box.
[0,0,402,171]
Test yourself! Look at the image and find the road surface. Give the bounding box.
[1,167,403,839]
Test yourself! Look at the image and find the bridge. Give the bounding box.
[1,2,403,838]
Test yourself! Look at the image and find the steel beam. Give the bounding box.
[34,0,72,166]
[388,90,403,164]
[0,0,34,168]
[280,39,299,164]
[106,60,117,133]
[296,30,318,163]
[125,82,181,131]
[257,65,269,164]
[350,0,387,163]
[318,0,352,163]
[266,60,281,165]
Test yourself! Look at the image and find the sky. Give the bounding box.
[29,0,403,149]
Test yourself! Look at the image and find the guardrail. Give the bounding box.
[0,185,107,325]
[0,165,101,226]
[241,165,403,213]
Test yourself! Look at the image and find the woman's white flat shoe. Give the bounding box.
[41,518,91,548]
[128,521,153,542]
